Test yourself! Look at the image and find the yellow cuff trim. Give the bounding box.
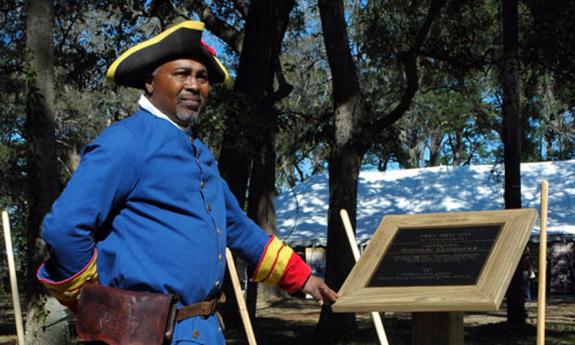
[43,253,99,303]
[254,237,293,286]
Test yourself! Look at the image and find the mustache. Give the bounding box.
[178,93,202,101]
[178,96,204,103]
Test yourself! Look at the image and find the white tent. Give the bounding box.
[275,160,575,247]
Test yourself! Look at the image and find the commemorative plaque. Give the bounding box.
[369,225,501,287]
[332,209,537,313]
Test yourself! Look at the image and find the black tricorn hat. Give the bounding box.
[106,21,229,89]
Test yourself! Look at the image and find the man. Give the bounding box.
[37,21,337,344]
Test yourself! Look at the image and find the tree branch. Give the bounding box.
[281,109,334,159]
[186,0,244,54]
[367,0,448,140]
[272,56,294,102]
[231,0,249,18]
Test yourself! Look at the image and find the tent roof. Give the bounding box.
[275,160,575,247]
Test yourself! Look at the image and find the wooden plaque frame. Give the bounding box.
[332,209,537,313]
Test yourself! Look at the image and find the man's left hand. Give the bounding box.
[301,275,338,306]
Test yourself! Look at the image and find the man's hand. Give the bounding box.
[301,275,339,306]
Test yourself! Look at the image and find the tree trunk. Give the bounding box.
[450,131,463,166]
[24,0,68,343]
[217,0,295,330]
[316,0,364,341]
[316,0,447,341]
[218,0,293,202]
[520,76,539,162]
[428,131,443,167]
[246,114,277,233]
[502,0,526,324]
[317,141,364,342]
[246,107,279,317]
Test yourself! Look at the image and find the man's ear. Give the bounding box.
[144,74,154,95]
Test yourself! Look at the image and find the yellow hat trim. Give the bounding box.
[213,55,231,83]
[106,21,206,83]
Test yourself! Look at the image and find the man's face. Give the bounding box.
[145,58,209,127]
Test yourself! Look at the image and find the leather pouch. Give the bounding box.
[76,283,178,345]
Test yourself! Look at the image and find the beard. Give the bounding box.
[175,107,200,125]
[175,96,205,126]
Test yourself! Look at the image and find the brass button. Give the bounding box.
[192,329,200,338]
[200,180,205,188]
[207,204,212,212]
[216,227,221,235]
[218,254,222,261]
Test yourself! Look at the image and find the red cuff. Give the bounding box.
[36,249,98,310]
[277,253,312,294]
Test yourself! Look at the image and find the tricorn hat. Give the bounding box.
[106,21,229,89]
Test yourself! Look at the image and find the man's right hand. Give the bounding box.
[301,275,339,306]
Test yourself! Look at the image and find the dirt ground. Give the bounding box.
[230,294,575,345]
[1,295,574,344]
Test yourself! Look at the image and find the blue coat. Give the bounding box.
[38,110,276,344]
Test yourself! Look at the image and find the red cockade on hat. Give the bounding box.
[201,40,217,56]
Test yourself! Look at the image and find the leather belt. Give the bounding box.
[175,292,226,322]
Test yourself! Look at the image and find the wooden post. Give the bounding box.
[412,312,464,345]
[226,248,257,345]
[340,209,389,345]
[537,180,548,345]
[2,210,25,345]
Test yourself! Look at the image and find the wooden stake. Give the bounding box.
[537,180,548,345]
[226,248,257,345]
[2,210,25,345]
[340,209,389,345]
